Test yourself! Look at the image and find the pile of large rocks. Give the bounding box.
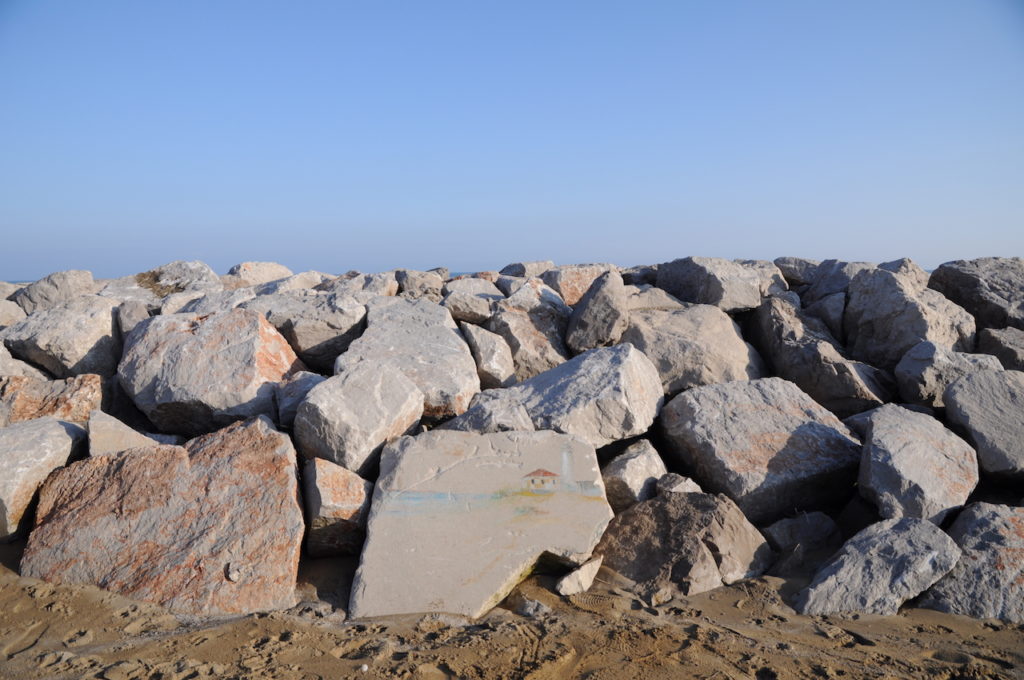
[2,256,1022,624]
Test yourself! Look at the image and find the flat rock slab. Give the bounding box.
[0,417,86,540]
[622,305,765,396]
[894,341,1003,408]
[349,430,613,619]
[595,492,772,603]
[334,298,479,419]
[446,343,663,450]
[303,457,373,557]
[928,257,1024,330]
[944,370,1024,478]
[660,377,862,524]
[655,257,763,312]
[0,374,104,428]
[919,503,1024,623]
[20,417,305,615]
[1,295,122,378]
[796,518,961,616]
[118,308,305,436]
[859,405,977,524]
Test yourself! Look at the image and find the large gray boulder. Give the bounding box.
[498,260,555,278]
[541,263,615,306]
[565,270,629,354]
[0,344,49,380]
[801,259,875,305]
[349,430,612,618]
[274,371,326,429]
[752,294,890,417]
[894,341,1003,408]
[661,378,862,523]
[0,374,104,428]
[446,344,663,450]
[655,257,762,312]
[624,285,686,312]
[223,261,294,288]
[486,279,572,381]
[334,297,479,419]
[978,326,1024,371]
[1,295,121,378]
[396,269,444,302]
[622,305,765,396]
[944,370,1024,478]
[919,503,1024,623]
[10,270,95,315]
[0,299,26,329]
[118,309,306,436]
[795,518,961,616]
[460,323,516,389]
[928,257,1024,331]
[845,260,976,370]
[21,417,305,615]
[858,405,977,524]
[0,417,86,541]
[253,270,334,296]
[441,278,503,324]
[803,291,846,341]
[294,363,424,476]
[773,257,820,287]
[763,511,843,577]
[601,439,667,514]
[303,457,373,557]
[178,288,258,315]
[98,260,223,309]
[735,259,788,297]
[596,492,773,603]
[316,271,398,299]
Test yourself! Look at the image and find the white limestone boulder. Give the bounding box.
[655,256,763,312]
[486,279,572,381]
[460,323,516,389]
[601,439,667,513]
[11,270,95,315]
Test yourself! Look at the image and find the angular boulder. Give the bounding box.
[11,269,95,315]
[978,326,1024,371]
[274,371,326,429]
[655,256,762,312]
[486,279,572,381]
[0,417,85,541]
[624,285,686,312]
[1,295,121,378]
[801,259,875,305]
[565,270,629,354]
[601,439,667,514]
[622,305,765,396]
[460,323,516,389]
[396,269,444,302]
[773,257,820,287]
[596,492,772,603]
[447,344,663,449]
[118,309,305,436]
[894,341,1003,408]
[0,374,103,428]
[87,410,180,457]
[224,261,294,288]
[944,370,1024,478]
[294,363,424,476]
[99,260,223,309]
[795,518,961,616]
[0,299,26,329]
[254,270,333,295]
[334,297,479,419]
[919,503,1024,623]
[660,378,862,523]
[858,405,977,524]
[541,263,615,306]
[763,511,843,577]
[928,257,1024,331]
[555,556,603,597]
[498,260,555,278]
[316,271,398,299]
[0,344,49,380]
[20,417,305,615]
[348,430,613,619]
[655,472,703,496]
[303,457,373,557]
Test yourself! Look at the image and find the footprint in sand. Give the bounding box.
[2,620,48,659]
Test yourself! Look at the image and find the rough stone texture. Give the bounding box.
[978,326,1024,371]
[736,259,788,297]
[116,300,151,338]
[334,297,479,419]
[555,556,603,597]
[541,263,615,306]
[349,430,613,619]
[443,277,505,298]
[624,285,686,312]
[179,288,258,315]
[0,418,86,541]
[441,292,494,324]
[253,271,333,296]
[802,259,875,305]
[0,345,49,380]
[0,374,103,428]
[396,269,444,302]
[494,275,528,297]
[858,405,977,524]
[21,417,305,615]
[11,270,95,315]
[242,291,366,373]
[303,457,373,557]
[499,261,555,278]
[438,399,534,435]
[601,440,667,514]
[98,261,224,310]
[919,503,1024,623]
[565,270,629,354]
[655,473,702,495]
[460,323,516,389]
[118,309,305,436]
[773,257,820,287]
[753,294,891,417]
[316,271,398,299]
[894,341,1003,408]
[622,306,765,396]
[655,257,763,312]
[294,363,424,476]
[0,282,22,300]
[1,295,122,378]
[795,518,961,616]
[225,261,294,287]
[87,410,180,457]
[274,371,326,430]
[660,378,862,524]
[763,512,843,577]
[596,492,772,603]
[0,299,26,329]
[447,344,663,450]
[928,257,1024,331]
[620,264,658,286]
[944,370,1024,478]
[160,291,205,315]
[845,262,976,370]
[803,291,846,342]
[486,279,572,382]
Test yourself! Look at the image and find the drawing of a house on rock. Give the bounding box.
[523,469,559,492]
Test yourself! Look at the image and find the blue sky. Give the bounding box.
[1,1,1022,280]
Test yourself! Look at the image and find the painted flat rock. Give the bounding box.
[21,417,304,615]
[348,430,613,619]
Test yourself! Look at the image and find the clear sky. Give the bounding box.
[1,1,1022,281]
